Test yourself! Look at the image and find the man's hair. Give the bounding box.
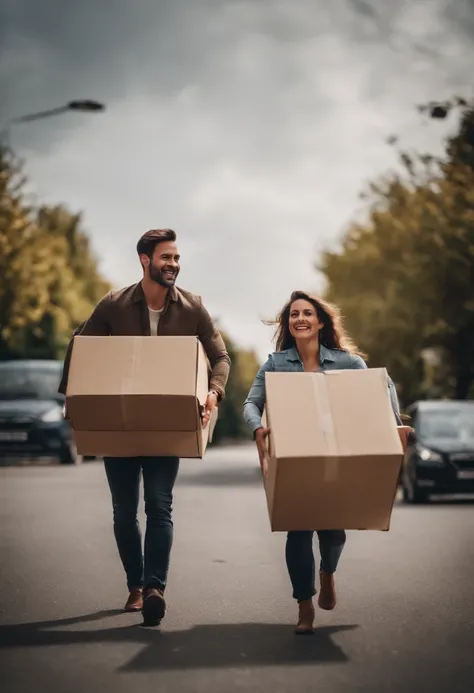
[136,229,177,259]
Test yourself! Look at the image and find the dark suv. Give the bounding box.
[0,360,80,465]
[401,400,474,503]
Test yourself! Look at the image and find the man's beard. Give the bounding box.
[149,263,178,288]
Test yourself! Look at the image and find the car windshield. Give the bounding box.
[418,407,474,445]
[0,365,62,400]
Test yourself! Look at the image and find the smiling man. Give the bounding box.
[58,228,231,626]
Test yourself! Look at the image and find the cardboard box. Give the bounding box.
[66,336,217,458]
[262,368,403,531]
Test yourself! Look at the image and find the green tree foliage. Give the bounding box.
[319,103,474,406]
[0,145,111,360]
[211,330,260,444]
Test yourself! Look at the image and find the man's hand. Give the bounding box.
[397,425,414,454]
[201,391,218,428]
[255,426,271,477]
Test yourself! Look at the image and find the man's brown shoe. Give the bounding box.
[142,587,166,627]
[124,587,143,612]
[294,599,315,634]
[317,571,336,610]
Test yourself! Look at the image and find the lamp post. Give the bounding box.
[1,100,106,146]
[8,100,106,124]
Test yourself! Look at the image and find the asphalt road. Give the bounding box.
[1,444,474,693]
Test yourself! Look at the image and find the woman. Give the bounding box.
[242,291,412,635]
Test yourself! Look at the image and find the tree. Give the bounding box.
[35,205,111,355]
[0,145,111,360]
[319,102,474,406]
[0,145,57,359]
[211,329,260,444]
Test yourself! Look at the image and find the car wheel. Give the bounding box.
[59,441,82,465]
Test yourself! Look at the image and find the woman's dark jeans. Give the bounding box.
[286,530,346,601]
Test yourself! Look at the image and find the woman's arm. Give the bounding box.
[350,354,403,425]
[242,356,274,435]
[243,356,275,474]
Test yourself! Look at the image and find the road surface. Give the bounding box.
[1,444,474,693]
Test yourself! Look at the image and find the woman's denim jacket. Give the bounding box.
[242,344,402,435]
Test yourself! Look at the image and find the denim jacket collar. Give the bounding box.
[284,344,336,364]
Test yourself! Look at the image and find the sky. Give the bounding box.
[1,0,473,361]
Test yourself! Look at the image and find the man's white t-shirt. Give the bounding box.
[148,308,163,336]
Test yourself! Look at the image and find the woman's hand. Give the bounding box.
[255,426,271,476]
[397,425,414,454]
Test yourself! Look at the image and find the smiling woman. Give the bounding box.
[242,289,409,635]
[267,290,366,359]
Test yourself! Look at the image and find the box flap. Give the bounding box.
[68,336,200,397]
[323,368,402,456]
[265,372,335,459]
[265,368,402,459]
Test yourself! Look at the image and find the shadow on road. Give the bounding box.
[0,609,359,670]
[178,466,262,487]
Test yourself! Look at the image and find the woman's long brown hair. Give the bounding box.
[264,290,366,357]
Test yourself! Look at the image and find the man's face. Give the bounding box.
[142,241,180,287]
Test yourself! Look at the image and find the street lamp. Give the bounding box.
[0,99,106,148]
[9,100,106,124]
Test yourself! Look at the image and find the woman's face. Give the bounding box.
[288,299,324,343]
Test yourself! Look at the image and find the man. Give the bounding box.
[58,229,231,626]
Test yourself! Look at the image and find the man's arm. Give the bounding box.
[196,300,231,401]
[58,293,112,395]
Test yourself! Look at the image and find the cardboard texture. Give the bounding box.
[66,336,217,458]
[262,368,403,531]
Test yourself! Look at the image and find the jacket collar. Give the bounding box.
[132,281,178,304]
[284,344,336,364]
[319,344,336,363]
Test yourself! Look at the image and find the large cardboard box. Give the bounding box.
[66,336,217,458]
[263,368,403,531]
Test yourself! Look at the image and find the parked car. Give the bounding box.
[401,399,474,503]
[0,359,81,465]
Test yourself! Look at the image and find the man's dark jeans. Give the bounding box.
[286,529,346,601]
[104,456,180,592]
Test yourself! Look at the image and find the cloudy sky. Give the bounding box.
[1,0,473,361]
